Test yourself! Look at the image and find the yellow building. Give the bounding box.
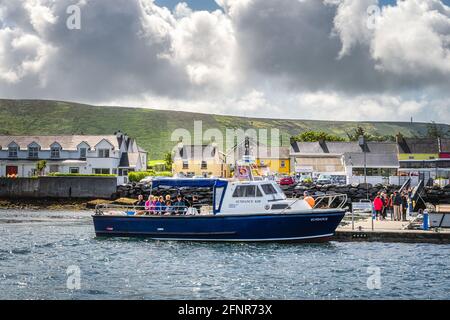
[396,137,443,180]
[256,147,291,175]
[227,137,291,176]
[172,144,229,177]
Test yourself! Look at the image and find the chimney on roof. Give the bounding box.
[318,139,328,153]
[395,133,404,144]
[289,137,296,146]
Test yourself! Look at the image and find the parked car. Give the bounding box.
[279,176,295,185]
[298,174,313,183]
[316,174,332,185]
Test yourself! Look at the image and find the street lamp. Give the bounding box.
[358,135,368,200]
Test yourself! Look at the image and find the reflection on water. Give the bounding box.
[0,209,449,300]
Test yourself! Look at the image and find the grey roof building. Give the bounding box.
[290,140,399,178]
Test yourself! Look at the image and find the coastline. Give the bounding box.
[0,197,137,211]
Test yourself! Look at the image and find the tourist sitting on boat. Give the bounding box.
[134,195,146,215]
[164,200,174,215]
[303,191,315,208]
[191,195,202,214]
[157,196,166,215]
[145,195,153,214]
[173,195,187,215]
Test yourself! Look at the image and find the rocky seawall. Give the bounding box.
[116,182,450,206]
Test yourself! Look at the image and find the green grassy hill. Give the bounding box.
[0,99,448,159]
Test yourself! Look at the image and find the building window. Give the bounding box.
[93,168,110,174]
[8,146,18,158]
[51,146,60,158]
[112,168,118,175]
[98,149,110,158]
[69,167,79,174]
[28,146,39,158]
[183,161,189,169]
[352,168,398,177]
[201,161,207,169]
[80,148,87,159]
[49,165,59,173]
[280,160,286,168]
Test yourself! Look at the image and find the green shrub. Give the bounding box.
[128,171,152,182]
[47,173,116,177]
[128,170,173,182]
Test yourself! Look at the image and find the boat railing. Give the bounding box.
[281,193,348,214]
[312,193,348,209]
[94,203,209,216]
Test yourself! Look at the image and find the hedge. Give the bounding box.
[128,171,173,182]
[47,173,116,177]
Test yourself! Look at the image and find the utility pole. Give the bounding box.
[359,135,368,200]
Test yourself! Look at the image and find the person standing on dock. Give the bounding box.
[392,191,402,221]
[401,192,408,221]
[381,192,388,220]
[373,193,384,221]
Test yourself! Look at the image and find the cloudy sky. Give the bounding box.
[0,0,450,123]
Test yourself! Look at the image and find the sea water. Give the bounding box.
[0,210,449,300]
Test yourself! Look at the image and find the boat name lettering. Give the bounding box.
[235,200,261,204]
[311,218,328,222]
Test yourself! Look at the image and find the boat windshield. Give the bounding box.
[260,183,286,201]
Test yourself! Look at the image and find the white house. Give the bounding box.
[0,131,147,185]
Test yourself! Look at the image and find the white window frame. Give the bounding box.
[28,146,39,158]
[98,149,110,158]
[93,168,110,174]
[8,146,18,158]
[80,148,87,158]
[69,167,79,174]
[51,146,61,158]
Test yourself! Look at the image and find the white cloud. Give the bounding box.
[372,0,450,77]
[332,0,377,58]
[0,0,449,124]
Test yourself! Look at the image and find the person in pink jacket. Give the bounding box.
[373,193,384,221]
[145,195,157,215]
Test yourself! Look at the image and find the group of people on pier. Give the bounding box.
[373,189,412,222]
[134,194,202,216]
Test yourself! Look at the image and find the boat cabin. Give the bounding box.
[150,178,313,215]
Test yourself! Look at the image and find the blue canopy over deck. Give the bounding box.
[151,178,228,189]
[151,178,229,214]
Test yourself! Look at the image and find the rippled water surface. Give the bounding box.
[0,210,449,299]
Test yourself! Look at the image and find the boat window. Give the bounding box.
[260,184,277,195]
[256,186,263,197]
[214,185,226,212]
[232,185,259,197]
[271,203,289,210]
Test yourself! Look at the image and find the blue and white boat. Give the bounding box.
[92,178,347,242]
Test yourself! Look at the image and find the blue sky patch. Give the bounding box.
[155,0,450,12]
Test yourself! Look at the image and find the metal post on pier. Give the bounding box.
[352,210,355,230]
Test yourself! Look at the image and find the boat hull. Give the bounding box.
[92,210,345,242]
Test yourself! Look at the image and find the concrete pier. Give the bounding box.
[336,217,450,243]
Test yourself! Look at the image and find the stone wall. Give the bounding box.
[117,181,450,206]
[0,177,117,199]
[286,183,450,205]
